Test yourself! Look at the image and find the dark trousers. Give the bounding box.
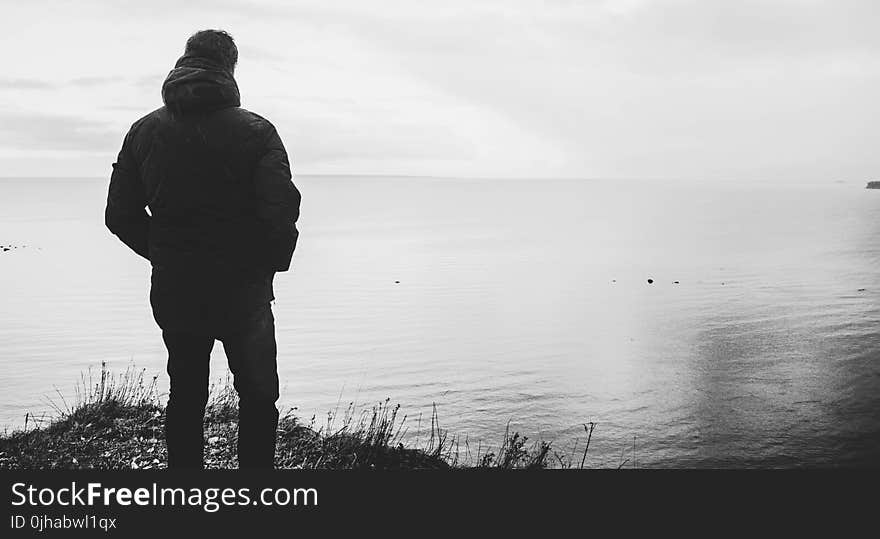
[162,303,279,469]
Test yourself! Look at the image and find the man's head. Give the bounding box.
[184,29,238,72]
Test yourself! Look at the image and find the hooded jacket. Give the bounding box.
[106,54,301,331]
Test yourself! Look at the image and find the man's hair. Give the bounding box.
[185,29,238,72]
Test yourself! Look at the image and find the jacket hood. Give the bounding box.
[161,54,240,114]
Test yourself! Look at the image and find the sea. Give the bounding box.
[1,176,878,468]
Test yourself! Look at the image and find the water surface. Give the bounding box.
[1,176,878,467]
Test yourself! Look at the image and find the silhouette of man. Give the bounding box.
[105,29,301,469]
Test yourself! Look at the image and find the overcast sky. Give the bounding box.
[1,0,877,181]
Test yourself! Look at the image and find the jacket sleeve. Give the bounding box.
[105,129,151,260]
[254,125,301,272]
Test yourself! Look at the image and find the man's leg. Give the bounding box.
[163,331,214,469]
[221,303,280,469]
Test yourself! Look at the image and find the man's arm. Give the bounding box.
[254,125,301,272]
[106,130,151,260]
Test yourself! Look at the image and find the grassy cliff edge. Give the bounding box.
[0,365,563,470]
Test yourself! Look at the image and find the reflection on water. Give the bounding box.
[0,177,878,467]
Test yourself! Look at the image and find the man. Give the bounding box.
[105,29,301,469]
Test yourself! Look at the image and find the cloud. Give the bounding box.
[69,76,126,87]
[282,110,477,164]
[241,45,291,64]
[131,74,166,90]
[1,0,878,179]
[326,0,880,179]
[0,76,127,90]
[0,111,121,153]
[0,78,56,90]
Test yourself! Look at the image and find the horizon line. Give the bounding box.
[0,174,867,183]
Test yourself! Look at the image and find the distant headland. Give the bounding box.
[867,181,880,189]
